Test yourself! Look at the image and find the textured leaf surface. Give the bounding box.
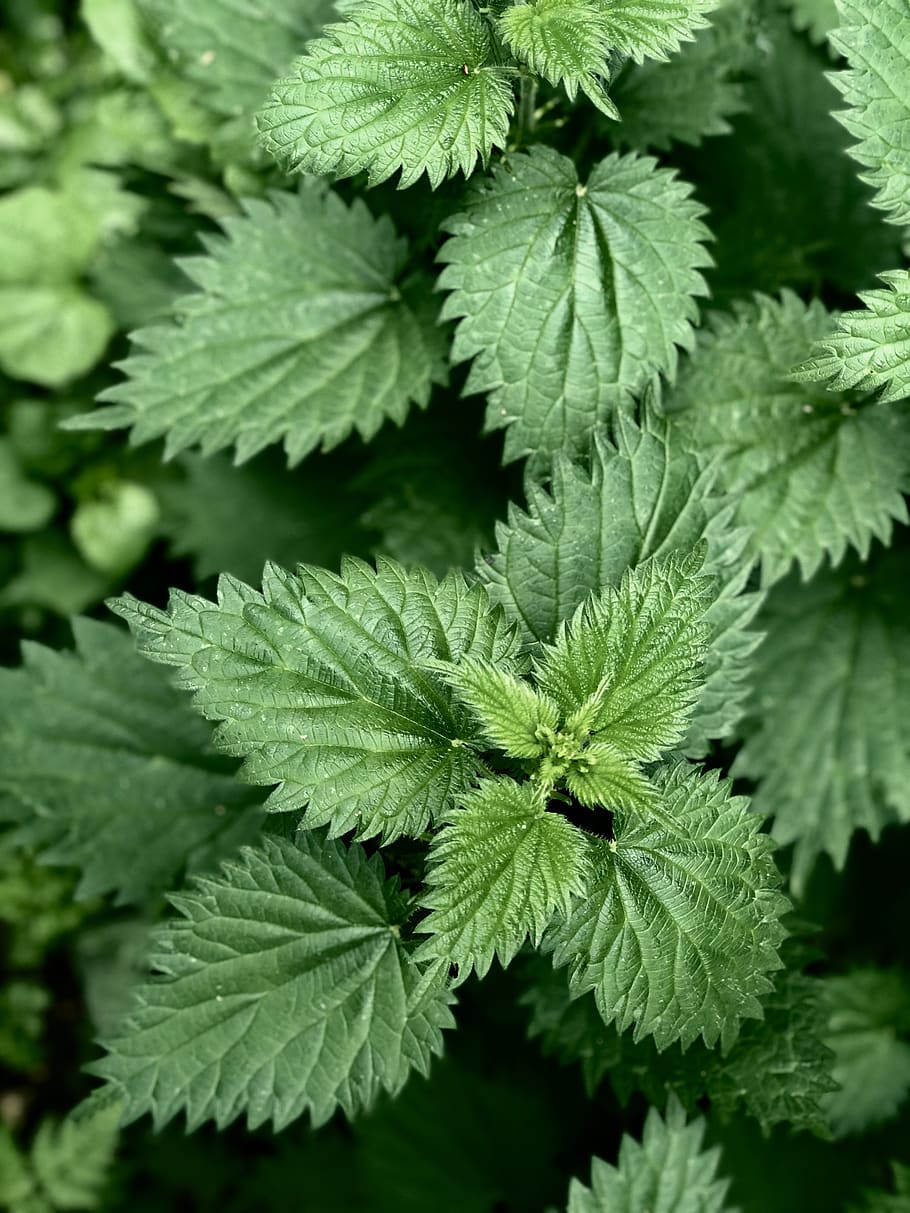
[664,292,910,584]
[567,1098,736,1213]
[534,549,712,762]
[734,545,910,889]
[546,764,788,1050]
[587,0,719,63]
[793,270,910,404]
[443,658,561,759]
[258,0,514,188]
[822,970,910,1137]
[77,186,447,464]
[609,0,755,150]
[111,558,519,842]
[439,147,711,465]
[417,779,590,978]
[499,0,619,118]
[524,960,835,1134]
[479,407,761,750]
[92,833,454,1130]
[831,0,910,226]
[138,0,336,119]
[0,618,263,904]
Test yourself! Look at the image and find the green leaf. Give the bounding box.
[137,0,336,120]
[830,0,910,226]
[0,618,263,904]
[442,657,560,759]
[534,549,713,762]
[158,449,373,585]
[689,11,903,302]
[29,1094,121,1212]
[110,558,519,842]
[479,406,761,752]
[792,270,910,404]
[525,958,835,1134]
[91,832,454,1131]
[785,0,838,43]
[822,969,910,1138]
[0,438,56,533]
[609,0,756,150]
[70,480,160,577]
[663,292,910,584]
[258,0,514,189]
[82,0,156,82]
[566,1097,736,1213]
[0,286,113,389]
[734,544,910,890]
[499,0,620,118]
[74,185,447,464]
[546,763,789,1051]
[563,741,655,812]
[439,147,711,466]
[587,0,720,63]
[417,778,590,979]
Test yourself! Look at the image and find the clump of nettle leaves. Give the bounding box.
[2,0,910,1209]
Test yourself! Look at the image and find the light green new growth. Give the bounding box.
[830,0,910,227]
[478,406,761,753]
[258,0,514,188]
[441,657,561,759]
[546,764,789,1051]
[567,1097,736,1213]
[110,558,520,842]
[0,618,263,904]
[417,779,591,979]
[534,548,712,762]
[439,147,711,466]
[734,546,910,890]
[92,833,454,1131]
[499,0,620,118]
[664,292,910,584]
[793,270,910,403]
[821,969,910,1139]
[72,184,447,465]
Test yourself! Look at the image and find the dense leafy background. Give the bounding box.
[1,0,909,1210]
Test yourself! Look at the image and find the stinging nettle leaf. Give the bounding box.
[663,291,910,585]
[0,618,263,905]
[609,0,757,151]
[441,656,561,760]
[439,147,711,466]
[258,0,514,188]
[417,778,591,979]
[534,548,714,763]
[73,185,448,465]
[734,543,910,891]
[110,557,520,843]
[792,270,910,404]
[499,0,620,118]
[821,969,910,1138]
[830,0,910,227]
[567,1096,736,1213]
[91,832,454,1131]
[587,0,721,63]
[546,763,789,1051]
[478,405,761,752]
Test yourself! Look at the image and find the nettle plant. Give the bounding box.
[3,0,910,1207]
